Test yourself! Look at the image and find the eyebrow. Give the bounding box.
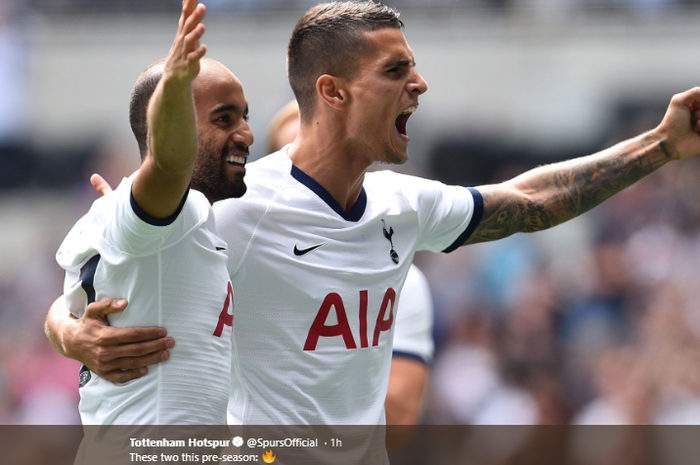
[210,104,249,118]
[386,59,415,69]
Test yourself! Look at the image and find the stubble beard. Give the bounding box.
[191,139,247,203]
[379,146,407,166]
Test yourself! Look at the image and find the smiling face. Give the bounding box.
[191,61,254,203]
[343,27,427,165]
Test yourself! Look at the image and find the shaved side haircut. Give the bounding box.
[129,57,223,161]
[129,59,166,162]
[287,1,403,123]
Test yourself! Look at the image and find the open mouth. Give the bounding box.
[226,154,247,167]
[395,106,416,137]
[224,144,249,168]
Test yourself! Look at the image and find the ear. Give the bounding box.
[315,74,348,111]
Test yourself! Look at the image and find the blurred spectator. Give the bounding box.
[0,1,31,189]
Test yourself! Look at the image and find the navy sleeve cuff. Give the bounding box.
[130,186,190,226]
[392,350,431,367]
[442,186,484,253]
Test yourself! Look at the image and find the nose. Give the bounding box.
[408,69,428,96]
[232,119,254,148]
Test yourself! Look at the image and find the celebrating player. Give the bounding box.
[47,1,700,453]
[267,99,433,448]
[47,0,252,424]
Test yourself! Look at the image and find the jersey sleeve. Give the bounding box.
[56,171,193,317]
[393,173,483,254]
[103,172,189,256]
[392,265,434,364]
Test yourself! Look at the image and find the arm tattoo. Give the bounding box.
[465,133,674,245]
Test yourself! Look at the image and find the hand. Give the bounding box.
[656,87,700,160]
[90,173,113,197]
[63,299,174,384]
[165,0,207,83]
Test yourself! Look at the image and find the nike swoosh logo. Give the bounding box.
[216,247,227,251]
[294,242,327,257]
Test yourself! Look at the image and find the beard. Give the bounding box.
[378,146,408,166]
[191,138,248,203]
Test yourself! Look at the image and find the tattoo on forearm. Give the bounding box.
[467,135,673,244]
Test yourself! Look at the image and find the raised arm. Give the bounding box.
[131,0,207,218]
[465,87,700,245]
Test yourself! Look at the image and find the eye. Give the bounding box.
[216,114,231,124]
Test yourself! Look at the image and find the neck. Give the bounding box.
[190,183,214,205]
[288,119,371,214]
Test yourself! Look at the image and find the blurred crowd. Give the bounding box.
[419,138,700,426]
[16,0,700,15]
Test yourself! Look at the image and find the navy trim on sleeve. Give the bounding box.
[129,186,190,226]
[79,254,101,305]
[442,187,484,254]
[392,350,431,367]
[291,165,367,222]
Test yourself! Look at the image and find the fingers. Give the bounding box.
[83,298,128,319]
[182,5,206,60]
[100,334,175,359]
[182,0,198,18]
[674,86,700,107]
[90,173,113,196]
[187,44,207,65]
[674,87,700,134]
[183,3,206,33]
[81,299,171,347]
[179,2,206,44]
[183,23,206,59]
[94,346,172,378]
[169,2,206,79]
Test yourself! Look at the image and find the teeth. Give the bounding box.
[226,155,246,165]
[402,106,417,115]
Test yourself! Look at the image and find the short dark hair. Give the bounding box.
[287,1,403,122]
[129,59,166,162]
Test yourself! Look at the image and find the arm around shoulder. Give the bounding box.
[44,296,174,383]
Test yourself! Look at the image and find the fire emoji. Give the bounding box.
[262,449,276,463]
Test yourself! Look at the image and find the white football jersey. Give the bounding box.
[214,150,482,425]
[392,265,434,365]
[57,172,234,425]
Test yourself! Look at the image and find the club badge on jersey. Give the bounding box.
[381,219,399,264]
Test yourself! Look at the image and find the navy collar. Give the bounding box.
[291,165,367,222]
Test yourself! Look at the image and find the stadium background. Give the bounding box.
[2,0,700,426]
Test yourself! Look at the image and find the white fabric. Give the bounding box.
[57,172,234,425]
[392,265,434,364]
[214,150,479,425]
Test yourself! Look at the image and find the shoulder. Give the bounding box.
[214,151,292,218]
[364,170,456,197]
[55,175,134,269]
[245,151,292,187]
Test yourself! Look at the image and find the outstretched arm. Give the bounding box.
[131,0,207,218]
[45,297,174,383]
[465,87,700,245]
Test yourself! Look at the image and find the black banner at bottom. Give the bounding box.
[1,425,699,465]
